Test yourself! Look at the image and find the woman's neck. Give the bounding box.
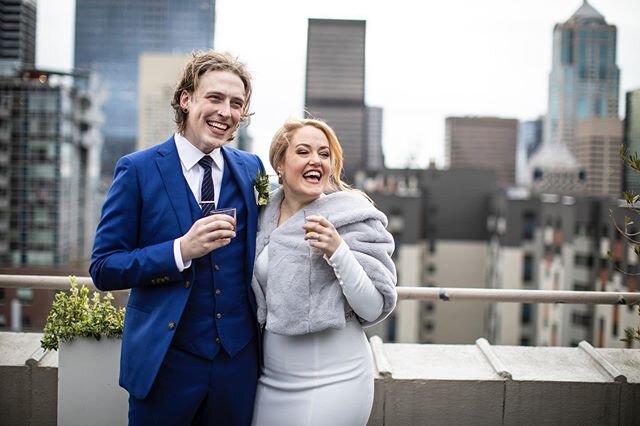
[279,197,306,226]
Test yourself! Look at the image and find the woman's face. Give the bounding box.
[278,125,332,204]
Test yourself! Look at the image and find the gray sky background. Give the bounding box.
[36,0,640,170]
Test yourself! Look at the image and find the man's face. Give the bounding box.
[180,70,246,153]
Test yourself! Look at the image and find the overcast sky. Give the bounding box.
[37,0,640,170]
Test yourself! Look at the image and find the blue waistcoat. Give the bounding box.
[171,163,255,360]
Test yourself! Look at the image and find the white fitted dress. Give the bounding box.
[251,241,384,426]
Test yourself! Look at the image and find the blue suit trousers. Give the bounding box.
[128,338,258,426]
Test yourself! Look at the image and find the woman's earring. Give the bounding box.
[182,108,188,114]
[277,171,283,184]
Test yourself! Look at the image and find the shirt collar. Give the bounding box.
[174,133,223,171]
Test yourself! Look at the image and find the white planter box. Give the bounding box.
[58,338,128,426]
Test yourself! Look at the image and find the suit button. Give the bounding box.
[168,321,176,330]
[215,288,221,295]
[215,337,221,344]
[213,264,220,271]
[184,281,191,289]
[216,313,222,319]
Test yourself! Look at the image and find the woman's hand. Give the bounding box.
[303,215,342,257]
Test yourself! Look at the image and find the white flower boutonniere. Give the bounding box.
[253,171,270,206]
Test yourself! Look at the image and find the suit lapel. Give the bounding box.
[222,147,258,277]
[156,137,193,235]
[221,147,257,220]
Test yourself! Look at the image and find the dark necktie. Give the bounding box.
[198,156,215,215]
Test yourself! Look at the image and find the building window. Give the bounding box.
[16,288,33,304]
[573,281,591,291]
[571,312,591,327]
[523,255,533,282]
[574,254,594,268]
[521,304,532,324]
[522,211,536,240]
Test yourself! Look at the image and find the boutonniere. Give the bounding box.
[253,171,270,206]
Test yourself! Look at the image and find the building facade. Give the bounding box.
[365,106,385,171]
[137,53,189,151]
[445,116,518,188]
[74,0,215,178]
[0,0,36,76]
[516,118,543,185]
[305,19,367,180]
[574,117,623,197]
[358,167,498,344]
[624,89,640,194]
[0,70,103,267]
[488,190,638,348]
[0,70,104,332]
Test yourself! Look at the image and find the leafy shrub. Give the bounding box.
[41,276,125,351]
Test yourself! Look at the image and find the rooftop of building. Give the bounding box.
[568,0,607,25]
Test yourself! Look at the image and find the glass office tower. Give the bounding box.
[545,1,619,153]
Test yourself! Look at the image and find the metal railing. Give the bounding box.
[1,274,639,305]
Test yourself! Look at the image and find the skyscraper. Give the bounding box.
[365,106,385,171]
[0,0,36,76]
[624,89,640,194]
[545,1,619,153]
[445,116,518,188]
[305,19,366,180]
[0,70,103,267]
[74,0,215,178]
[137,53,189,151]
[516,117,543,185]
[574,117,623,197]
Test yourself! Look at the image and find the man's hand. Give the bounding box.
[179,214,236,262]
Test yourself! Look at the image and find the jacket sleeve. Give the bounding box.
[325,240,384,322]
[339,217,398,327]
[89,157,183,291]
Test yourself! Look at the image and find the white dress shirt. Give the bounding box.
[172,133,225,271]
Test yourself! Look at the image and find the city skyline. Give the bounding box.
[36,0,640,171]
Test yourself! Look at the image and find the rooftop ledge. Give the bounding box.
[2,332,639,426]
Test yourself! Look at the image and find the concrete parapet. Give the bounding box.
[0,332,57,426]
[2,332,639,426]
[367,337,640,426]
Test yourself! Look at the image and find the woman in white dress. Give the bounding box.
[251,118,397,426]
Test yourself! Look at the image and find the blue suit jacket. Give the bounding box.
[90,136,264,399]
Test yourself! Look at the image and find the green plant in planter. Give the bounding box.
[41,276,125,351]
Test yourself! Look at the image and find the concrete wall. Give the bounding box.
[3,332,640,426]
[0,332,57,426]
[368,341,640,426]
[427,241,490,344]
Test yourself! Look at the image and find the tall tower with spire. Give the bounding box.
[545,0,620,152]
[526,1,621,196]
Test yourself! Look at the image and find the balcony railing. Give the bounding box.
[2,274,639,305]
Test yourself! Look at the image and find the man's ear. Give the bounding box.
[179,90,190,110]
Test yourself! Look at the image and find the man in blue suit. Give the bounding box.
[90,51,264,425]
